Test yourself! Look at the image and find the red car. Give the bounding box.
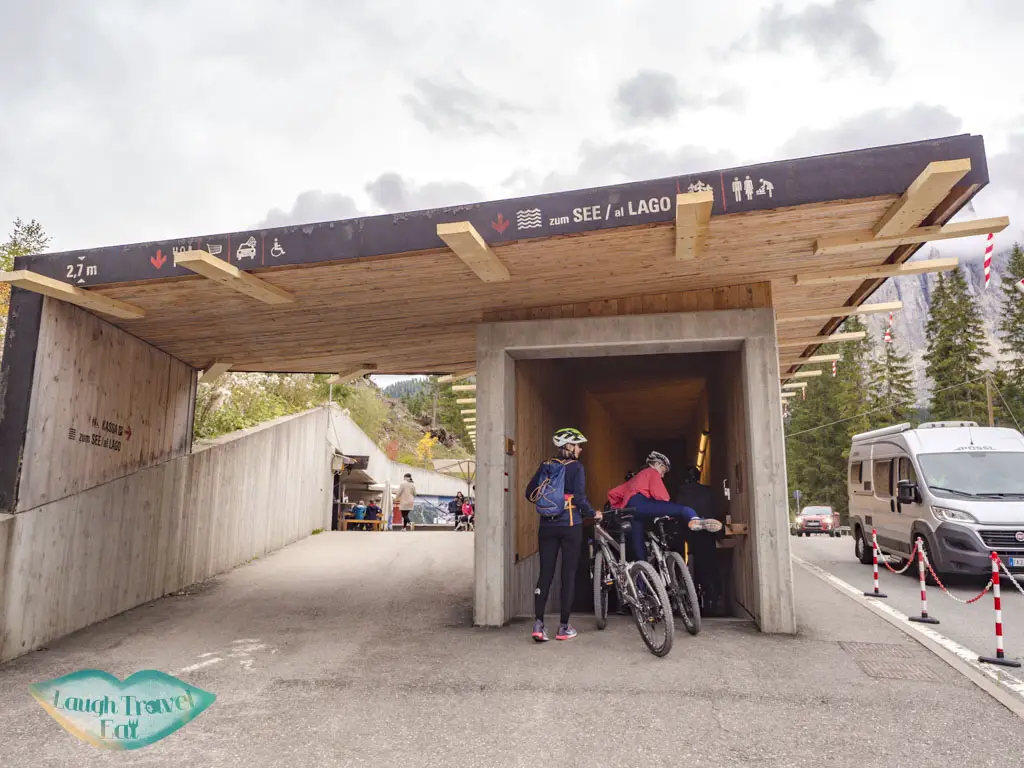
[793,506,840,537]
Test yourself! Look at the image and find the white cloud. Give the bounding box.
[0,0,1020,254]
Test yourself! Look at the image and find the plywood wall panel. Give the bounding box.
[580,392,636,506]
[711,352,756,618]
[16,299,195,512]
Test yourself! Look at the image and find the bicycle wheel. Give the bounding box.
[666,551,701,635]
[593,549,609,630]
[627,560,674,657]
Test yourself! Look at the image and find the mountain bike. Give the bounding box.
[591,509,674,657]
[647,517,701,635]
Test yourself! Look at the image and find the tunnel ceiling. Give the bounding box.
[590,378,705,440]
[10,135,994,376]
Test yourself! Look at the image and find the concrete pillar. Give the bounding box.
[474,325,515,626]
[472,309,796,633]
[742,329,797,634]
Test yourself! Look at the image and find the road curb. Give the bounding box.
[794,555,1024,720]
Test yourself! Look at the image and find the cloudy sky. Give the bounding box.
[2,0,1022,266]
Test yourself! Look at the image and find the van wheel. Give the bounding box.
[855,529,873,565]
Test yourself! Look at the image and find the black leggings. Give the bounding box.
[401,510,411,529]
[534,524,583,625]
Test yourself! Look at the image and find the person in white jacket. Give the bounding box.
[396,473,416,531]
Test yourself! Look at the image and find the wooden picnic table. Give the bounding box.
[341,518,386,531]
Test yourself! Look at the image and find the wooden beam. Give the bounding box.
[780,370,823,381]
[872,159,971,237]
[199,361,232,383]
[815,218,1008,257]
[0,269,145,320]
[780,392,797,398]
[777,301,901,323]
[438,370,475,384]
[782,382,808,390]
[796,257,959,286]
[451,384,477,392]
[327,364,378,385]
[780,353,841,365]
[460,409,476,415]
[436,222,510,283]
[456,398,476,405]
[174,249,294,305]
[464,418,476,423]
[674,190,714,260]
[777,332,867,348]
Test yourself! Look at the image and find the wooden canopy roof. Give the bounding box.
[7,134,1008,380]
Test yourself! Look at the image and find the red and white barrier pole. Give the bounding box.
[980,552,1022,668]
[908,538,939,624]
[863,529,888,599]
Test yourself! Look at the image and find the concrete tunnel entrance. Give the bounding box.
[511,352,744,616]
[474,308,795,634]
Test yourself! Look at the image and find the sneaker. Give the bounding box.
[531,620,549,642]
[555,624,578,641]
[688,517,724,533]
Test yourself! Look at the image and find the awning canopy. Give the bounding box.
[9,135,1003,381]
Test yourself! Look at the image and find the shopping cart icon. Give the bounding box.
[207,244,223,256]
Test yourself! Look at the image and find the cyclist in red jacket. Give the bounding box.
[607,451,722,563]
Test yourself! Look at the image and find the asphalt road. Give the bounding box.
[8,531,1024,766]
[793,534,1024,675]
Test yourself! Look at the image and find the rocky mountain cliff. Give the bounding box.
[861,249,1013,405]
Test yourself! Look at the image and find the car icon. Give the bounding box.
[236,237,257,260]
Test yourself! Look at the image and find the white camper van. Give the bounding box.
[848,422,1024,577]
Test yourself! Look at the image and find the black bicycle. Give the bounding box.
[591,509,674,657]
[647,516,701,635]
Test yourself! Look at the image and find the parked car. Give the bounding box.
[794,506,840,537]
[848,421,1024,577]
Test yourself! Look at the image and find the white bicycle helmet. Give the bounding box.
[646,451,671,470]
[552,428,588,447]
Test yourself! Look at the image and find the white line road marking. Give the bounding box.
[232,638,260,644]
[240,659,254,671]
[179,658,222,673]
[794,555,1024,718]
[228,644,268,657]
[198,652,219,658]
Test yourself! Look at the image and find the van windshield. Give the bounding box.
[917,452,1024,497]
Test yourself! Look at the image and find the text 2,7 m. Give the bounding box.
[66,263,98,279]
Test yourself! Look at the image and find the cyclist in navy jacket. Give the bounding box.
[524,428,596,642]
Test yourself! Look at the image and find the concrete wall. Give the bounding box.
[0,408,331,662]
[325,405,469,515]
[475,309,796,633]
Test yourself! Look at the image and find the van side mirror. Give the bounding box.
[896,480,918,505]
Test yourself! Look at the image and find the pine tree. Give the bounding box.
[833,316,875,434]
[786,370,848,519]
[998,243,1024,418]
[785,316,876,523]
[923,268,990,421]
[868,323,916,425]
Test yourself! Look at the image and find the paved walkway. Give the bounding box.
[1,532,1022,767]
[794,534,1024,672]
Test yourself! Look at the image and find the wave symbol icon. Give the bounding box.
[516,209,542,229]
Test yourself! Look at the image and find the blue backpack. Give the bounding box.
[531,460,569,518]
